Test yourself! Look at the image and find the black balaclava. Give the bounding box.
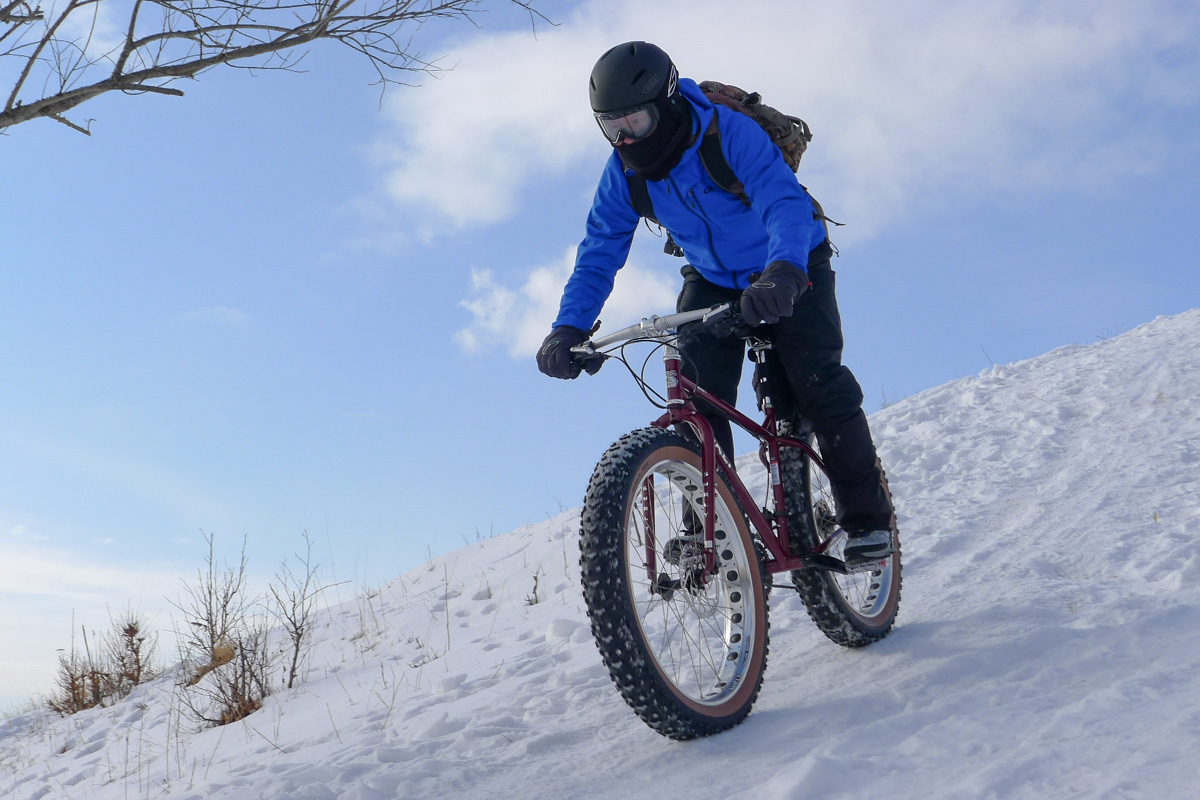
[589,42,694,182]
[616,95,694,181]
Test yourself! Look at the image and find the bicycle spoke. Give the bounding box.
[618,459,757,704]
[582,427,769,738]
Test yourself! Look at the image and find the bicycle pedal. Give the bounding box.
[843,560,886,575]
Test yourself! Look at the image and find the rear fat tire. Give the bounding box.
[579,427,770,740]
[780,418,902,647]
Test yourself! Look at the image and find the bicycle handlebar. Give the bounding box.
[571,303,736,356]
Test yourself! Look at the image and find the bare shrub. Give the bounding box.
[210,623,272,726]
[269,531,335,690]
[173,533,271,726]
[46,623,105,715]
[46,611,159,716]
[104,611,159,698]
[174,534,251,671]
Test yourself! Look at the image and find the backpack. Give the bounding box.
[627,81,833,257]
[700,80,812,172]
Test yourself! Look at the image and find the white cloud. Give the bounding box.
[6,524,47,542]
[374,0,1199,237]
[372,27,609,228]
[456,248,678,358]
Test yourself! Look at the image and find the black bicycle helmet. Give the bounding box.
[589,41,677,113]
[589,41,692,180]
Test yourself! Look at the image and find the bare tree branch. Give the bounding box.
[51,110,93,132]
[0,1,45,25]
[1,0,552,134]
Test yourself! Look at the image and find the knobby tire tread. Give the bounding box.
[579,427,770,740]
[780,419,903,648]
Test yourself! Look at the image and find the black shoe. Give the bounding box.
[843,530,893,567]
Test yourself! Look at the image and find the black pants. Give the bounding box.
[675,244,893,532]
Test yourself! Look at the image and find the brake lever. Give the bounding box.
[697,306,754,340]
[577,352,606,376]
[569,339,607,376]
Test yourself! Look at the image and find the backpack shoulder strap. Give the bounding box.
[800,183,845,230]
[626,173,657,223]
[697,113,750,206]
[625,173,685,257]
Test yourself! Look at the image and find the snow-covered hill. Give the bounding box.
[3,310,1199,800]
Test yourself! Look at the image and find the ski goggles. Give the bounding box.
[594,103,660,144]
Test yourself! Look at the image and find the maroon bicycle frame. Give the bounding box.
[648,344,829,576]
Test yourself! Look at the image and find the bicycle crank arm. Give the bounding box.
[802,552,884,576]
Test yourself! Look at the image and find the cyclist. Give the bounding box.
[536,41,893,566]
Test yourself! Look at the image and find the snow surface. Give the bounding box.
[3,309,1199,800]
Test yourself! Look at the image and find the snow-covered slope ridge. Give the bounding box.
[3,310,1199,800]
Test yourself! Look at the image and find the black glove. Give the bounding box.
[537,325,589,380]
[739,260,810,326]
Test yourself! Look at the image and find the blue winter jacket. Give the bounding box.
[552,78,828,332]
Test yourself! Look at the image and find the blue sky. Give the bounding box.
[2,0,1199,702]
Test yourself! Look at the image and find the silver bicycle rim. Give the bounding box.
[809,465,896,620]
[624,459,757,707]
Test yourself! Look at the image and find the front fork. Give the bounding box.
[653,342,719,578]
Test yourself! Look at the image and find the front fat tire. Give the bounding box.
[579,427,770,740]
